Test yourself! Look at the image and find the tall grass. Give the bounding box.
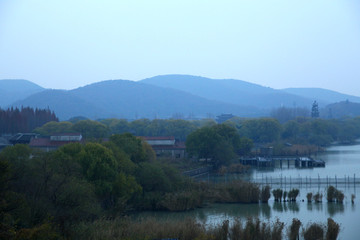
[72,217,339,240]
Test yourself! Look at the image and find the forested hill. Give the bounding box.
[5,75,360,120]
[322,101,360,118]
[141,74,316,109]
[11,80,264,120]
[282,88,360,104]
[0,79,44,107]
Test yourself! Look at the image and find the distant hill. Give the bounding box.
[141,75,315,109]
[10,89,108,120]
[12,80,265,120]
[0,79,44,108]
[282,88,360,105]
[322,101,360,118]
[7,75,360,121]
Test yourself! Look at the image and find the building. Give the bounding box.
[0,137,12,151]
[8,133,39,145]
[141,136,186,159]
[29,133,83,152]
[216,113,235,123]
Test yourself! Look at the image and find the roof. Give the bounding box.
[151,142,186,150]
[29,138,84,148]
[51,133,82,136]
[140,136,175,140]
[9,133,39,144]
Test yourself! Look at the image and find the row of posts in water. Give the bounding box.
[251,174,359,189]
[206,173,359,189]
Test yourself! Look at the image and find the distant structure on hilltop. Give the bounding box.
[216,113,235,123]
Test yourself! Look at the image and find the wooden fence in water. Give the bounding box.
[248,175,360,189]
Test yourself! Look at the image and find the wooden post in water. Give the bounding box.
[335,175,337,188]
[327,175,329,187]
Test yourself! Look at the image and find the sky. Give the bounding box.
[0,0,360,96]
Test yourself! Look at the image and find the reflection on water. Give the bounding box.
[273,202,300,213]
[134,144,360,238]
[327,202,345,217]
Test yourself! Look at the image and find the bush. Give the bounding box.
[303,223,324,240]
[314,192,323,203]
[327,186,336,202]
[327,186,344,203]
[306,193,313,203]
[160,190,204,211]
[288,218,302,240]
[326,218,340,240]
[288,189,300,202]
[283,191,288,202]
[260,186,271,203]
[272,189,283,202]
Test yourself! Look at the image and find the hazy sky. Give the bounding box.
[1,0,360,95]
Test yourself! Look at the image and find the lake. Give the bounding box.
[135,143,360,239]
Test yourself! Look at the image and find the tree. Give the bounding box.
[240,118,282,143]
[109,133,149,163]
[186,124,243,167]
[33,121,73,135]
[311,101,319,118]
[72,120,109,139]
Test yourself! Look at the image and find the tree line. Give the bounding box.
[33,116,360,149]
[0,107,58,134]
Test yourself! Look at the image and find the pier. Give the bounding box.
[240,156,325,168]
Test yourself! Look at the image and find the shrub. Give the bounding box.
[336,191,344,203]
[326,218,340,240]
[288,218,302,240]
[314,192,323,203]
[306,193,313,203]
[283,191,288,202]
[327,186,344,203]
[327,186,336,202]
[272,189,283,202]
[260,186,271,203]
[303,223,324,240]
[288,189,300,202]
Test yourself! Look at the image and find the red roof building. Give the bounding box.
[29,133,83,152]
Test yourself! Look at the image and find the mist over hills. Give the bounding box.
[141,75,317,109]
[10,80,263,120]
[0,79,44,107]
[282,88,360,105]
[2,75,360,120]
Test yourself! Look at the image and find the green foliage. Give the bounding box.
[33,121,73,135]
[15,222,62,240]
[110,133,147,163]
[136,162,171,193]
[240,118,282,143]
[210,181,261,203]
[72,120,109,139]
[186,124,249,167]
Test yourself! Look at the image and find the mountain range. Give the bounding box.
[1,75,360,120]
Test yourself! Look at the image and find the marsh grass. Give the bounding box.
[73,216,339,240]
